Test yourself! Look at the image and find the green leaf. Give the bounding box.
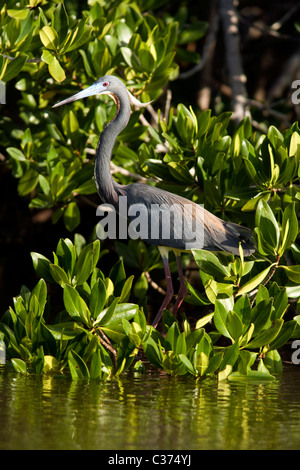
[123,320,143,347]
[18,169,39,196]
[89,278,107,318]
[50,264,70,287]
[194,351,209,376]
[11,358,27,375]
[289,131,300,158]
[133,272,148,299]
[31,252,54,283]
[7,8,29,19]
[63,284,90,325]
[226,310,243,342]
[68,350,90,379]
[228,370,275,381]
[203,352,222,375]
[73,240,100,285]
[138,46,155,72]
[64,202,80,232]
[39,26,59,51]
[195,312,214,329]
[143,334,163,368]
[61,18,92,53]
[192,249,230,278]
[30,279,47,317]
[90,347,103,379]
[218,342,240,381]
[6,147,26,162]
[41,50,66,82]
[255,199,280,255]
[52,2,69,44]
[237,264,275,296]
[119,275,134,303]
[197,109,211,136]
[246,319,283,349]
[264,349,283,374]
[273,287,289,320]
[175,332,187,356]
[62,110,79,137]
[161,350,180,375]
[243,158,262,186]
[269,320,296,350]
[56,238,76,276]
[213,300,231,339]
[279,265,300,284]
[101,323,126,343]
[279,203,298,255]
[93,297,119,326]
[179,354,196,375]
[109,260,126,297]
[237,350,257,374]
[165,322,180,351]
[233,295,251,329]
[0,54,28,82]
[43,355,60,373]
[46,323,83,340]
[185,281,210,306]
[179,21,207,44]
[251,298,273,334]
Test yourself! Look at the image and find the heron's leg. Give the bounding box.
[152,249,174,328]
[172,254,187,317]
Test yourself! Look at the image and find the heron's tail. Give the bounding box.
[223,221,255,256]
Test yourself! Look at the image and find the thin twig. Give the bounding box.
[249,258,280,306]
[164,89,172,122]
[95,329,117,363]
[1,54,42,63]
[236,95,292,126]
[270,2,300,31]
[144,271,166,296]
[147,104,159,125]
[110,162,150,182]
[238,12,300,43]
[78,195,99,208]
[84,148,158,182]
[138,113,152,127]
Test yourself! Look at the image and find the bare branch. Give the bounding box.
[1,54,42,63]
[219,0,251,123]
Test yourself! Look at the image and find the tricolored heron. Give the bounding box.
[53,75,255,328]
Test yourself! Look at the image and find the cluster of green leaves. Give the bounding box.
[0,236,143,378]
[0,233,299,381]
[1,0,205,229]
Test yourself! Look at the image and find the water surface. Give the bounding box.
[0,365,300,450]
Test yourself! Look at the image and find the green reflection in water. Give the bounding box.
[0,366,300,450]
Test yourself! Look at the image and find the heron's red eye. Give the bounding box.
[103,81,109,87]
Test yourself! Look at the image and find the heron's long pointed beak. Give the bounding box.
[52,82,107,108]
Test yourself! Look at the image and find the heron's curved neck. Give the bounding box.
[94,92,130,205]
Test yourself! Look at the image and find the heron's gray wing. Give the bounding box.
[120,183,254,255]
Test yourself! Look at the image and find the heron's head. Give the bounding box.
[52,75,150,109]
